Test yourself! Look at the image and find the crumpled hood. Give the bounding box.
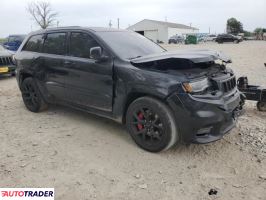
[130,49,231,64]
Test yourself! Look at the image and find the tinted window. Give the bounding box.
[23,34,43,52]
[97,31,165,59]
[43,32,66,55]
[69,32,99,58]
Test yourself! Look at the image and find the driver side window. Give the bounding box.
[69,32,99,59]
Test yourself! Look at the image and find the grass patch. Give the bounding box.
[0,38,7,44]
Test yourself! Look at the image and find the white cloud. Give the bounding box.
[0,0,265,37]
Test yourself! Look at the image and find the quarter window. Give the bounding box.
[23,34,44,52]
[43,32,66,55]
[69,32,99,58]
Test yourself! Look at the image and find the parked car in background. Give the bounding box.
[244,36,256,40]
[205,34,217,41]
[168,35,184,44]
[3,35,26,51]
[215,34,242,44]
[0,44,16,76]
[15,27,244,152]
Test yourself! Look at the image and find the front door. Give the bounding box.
[64,32,113,112]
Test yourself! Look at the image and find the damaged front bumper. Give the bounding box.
[167,89,244,144]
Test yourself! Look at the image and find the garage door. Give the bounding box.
[144,30,158,42]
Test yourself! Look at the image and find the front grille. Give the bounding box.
[222,76,236,93]
[0,56,13,66]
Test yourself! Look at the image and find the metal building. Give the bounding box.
[127,19,199,43]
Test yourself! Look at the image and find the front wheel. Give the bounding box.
[126,97,178,152]
[21,77,48,112]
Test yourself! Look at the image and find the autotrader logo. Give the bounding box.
[0,188,54,200]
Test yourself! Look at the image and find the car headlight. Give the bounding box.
[182,78,210,93]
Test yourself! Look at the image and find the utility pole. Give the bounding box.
[57,21,59,27]
[209,27,210,34]
[117,18,120,29]
[109,20,112,28]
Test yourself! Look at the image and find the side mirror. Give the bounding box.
[90,46,102,60]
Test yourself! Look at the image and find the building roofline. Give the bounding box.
[128,19,199,30]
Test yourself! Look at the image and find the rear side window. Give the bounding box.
[23,34,43,52]
[69,32,99,58]
[43,32,66,55]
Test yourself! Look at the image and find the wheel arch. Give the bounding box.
[122,92,166,124]
[19,72,33,89]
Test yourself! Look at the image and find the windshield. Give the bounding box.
[97,31,165,59]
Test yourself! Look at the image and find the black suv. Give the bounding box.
[215,34,241,44]
[168,35,184,44]
[14,27,244,152]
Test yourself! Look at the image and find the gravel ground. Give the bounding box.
[0,41,266,200]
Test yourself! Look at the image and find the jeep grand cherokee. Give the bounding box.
[14,27,244,152]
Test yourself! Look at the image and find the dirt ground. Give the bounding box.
[0,41,266,200]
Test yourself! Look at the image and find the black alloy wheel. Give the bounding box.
[21,77,48,112]
[257,101,266,112]
[126,97,178,152]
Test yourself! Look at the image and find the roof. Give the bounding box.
[128,19,199,30]
[29,26,127,35]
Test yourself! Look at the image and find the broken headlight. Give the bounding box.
[182,78,210,93]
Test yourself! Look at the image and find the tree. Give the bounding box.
[226,18,243,34]
[27,1,58,29]
[254,27,266,40]
[254,27,266,34]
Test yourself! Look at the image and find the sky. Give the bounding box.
[0,0,266,37]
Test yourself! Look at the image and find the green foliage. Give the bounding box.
[254,28,266,34]
[227,18,243,34]
[0,38,7,44]
[243,31,252,37]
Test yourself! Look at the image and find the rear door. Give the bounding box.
[64,31,113,111]
[41,32,68,101]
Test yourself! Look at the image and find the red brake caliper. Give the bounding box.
[137,112,144,130]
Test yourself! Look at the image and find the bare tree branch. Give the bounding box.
[27,1,58,29]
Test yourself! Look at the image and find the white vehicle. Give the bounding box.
[205,34,217,41]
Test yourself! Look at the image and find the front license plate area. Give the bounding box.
[0,67,8,73]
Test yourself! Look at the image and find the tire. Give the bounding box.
[126,97,178,152]
[257,101,266,112]
[21,77,48,112]
[11,72,16,76]
[234,40,239,44]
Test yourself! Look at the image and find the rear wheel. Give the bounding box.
[257,101,266,112]
[126,97,178,152]
[21,77,48,112]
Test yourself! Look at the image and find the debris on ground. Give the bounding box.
[208,189,218,195]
